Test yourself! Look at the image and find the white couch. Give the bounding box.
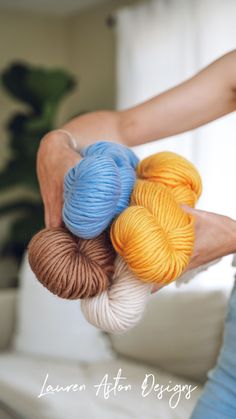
[0,255,234,419]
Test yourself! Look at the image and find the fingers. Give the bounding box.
[181,204,198,215]
[37,132,81,231]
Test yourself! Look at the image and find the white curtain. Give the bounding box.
[116,0,236,282]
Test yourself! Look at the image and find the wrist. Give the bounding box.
[40,130,79,153]
[56,129,80,152]
[120,110,140,147]
[37,130,81,174]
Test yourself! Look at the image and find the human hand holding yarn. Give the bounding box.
[37,130,81,228]
[80,151,204,332]
[29,141,147,333]
[110,152,202,286]
[180,205,236,271]
[29,144,219,334]
[29,141,139,296]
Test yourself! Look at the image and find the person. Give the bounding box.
[191,278,236,419]
[37,50,236,418]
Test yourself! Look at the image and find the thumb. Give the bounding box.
[181,204,198,215]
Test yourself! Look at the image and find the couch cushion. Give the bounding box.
[110,262,235,383]
[0,404,19,419]
[0,290,16,351]
[0,352,202,419]
[13,254,114,363]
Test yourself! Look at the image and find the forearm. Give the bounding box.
[38,109,129,227]
[61,110,125,149]
[38,111,125,161]
[47,51,236,151]
[123,50,236,146]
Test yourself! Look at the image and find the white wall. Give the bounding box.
[0,0,141,167]
[0,9,71,168]
[0,1,141,278]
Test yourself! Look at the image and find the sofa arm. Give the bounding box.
[0,289,17,351]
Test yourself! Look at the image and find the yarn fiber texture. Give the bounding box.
[137,151,202,206]
[28,227,116,299]
[81,258,216,333]
[63,141,139,239]
[28,146,204,334]
[111,151,202,286]
[81,256,152,334]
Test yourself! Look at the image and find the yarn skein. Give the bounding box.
[81,259,216,333]
[63,141,139,239]
[28,227,116,299]
[27,148,204,334]
[111,152,202,286]
[137,151,202,207]
[81,256,152,333]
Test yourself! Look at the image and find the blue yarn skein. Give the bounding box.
[62,141,139,239]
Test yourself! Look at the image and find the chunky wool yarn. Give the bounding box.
[81,259,216,333]
[81,256,151,333]
[63,141,139,239]
[110,152,202,285]
[137,151,202,206]
[28,145,204,334]
[28,227,116,299]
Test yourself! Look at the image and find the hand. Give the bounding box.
[152,206,236,293]
[183,205,236,270]
[37,130,81,228]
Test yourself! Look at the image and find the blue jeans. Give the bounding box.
[190,279,236,419]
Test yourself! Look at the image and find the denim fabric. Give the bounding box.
[191,279,236,419]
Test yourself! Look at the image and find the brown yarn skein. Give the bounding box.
[28,227,116,299]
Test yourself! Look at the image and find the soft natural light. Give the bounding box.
[116,0,236,286]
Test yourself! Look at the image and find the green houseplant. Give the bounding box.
[0,62,76,266]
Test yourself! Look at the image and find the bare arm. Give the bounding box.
[60,50,236,147]
[37,51,236,275]
[122,50,236,145]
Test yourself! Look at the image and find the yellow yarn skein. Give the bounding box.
[138,151,202,206]
[110,152,202,285]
